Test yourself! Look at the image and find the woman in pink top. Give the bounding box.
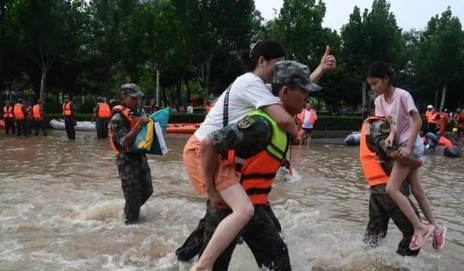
[367,61,446,252]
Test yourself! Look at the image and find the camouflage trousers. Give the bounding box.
[364,183,421,256]
[116,153,153,223]
[4,118,15,134]
[15,120,27,136]
[176,201,290,271]
[96,118,109,139]
[176,202,282,262]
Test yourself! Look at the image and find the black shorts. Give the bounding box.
[302,128,313,133]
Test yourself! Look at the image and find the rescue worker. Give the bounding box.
[454,108,464,143]
[33,100,47,136]
[427,107,439,135]
[298,102,317,147]
[94,97,111,139]
[63,95,76,140]
[437,108,449,136]
[179,61,320,271]
[14,98,27,136]
[109,83,153,225]
[3,100,15,134]
[361,117,421,256]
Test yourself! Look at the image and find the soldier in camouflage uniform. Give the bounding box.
[362,118,421,256]
[110,83,153,225]
[181,61,321,271]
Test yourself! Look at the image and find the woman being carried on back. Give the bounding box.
[184,40,335,271]
[366,61,447,251]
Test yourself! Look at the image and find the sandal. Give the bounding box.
[409,224,435,251]
[432,226,447,251]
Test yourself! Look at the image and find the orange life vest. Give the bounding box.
[3,106,14,118]
[428,112,439,124]
[14,104,25,120]
[359,117,390,187]
[456,113,464,129]
[227,110,289,205]
[63,102,72,117]
[33,104,42,119]
[438,113,448,135]
[108,106,139,153]
[297,109,316,127]
[97,102,111,118]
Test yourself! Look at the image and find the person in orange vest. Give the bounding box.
[63,95,75,140]
[454,108,464,143]
[93,97,111,139]
[427,106,439,135]
[422,105,434,135]
[361,117,422,256]
[109,83,152,225]
[33,100,47,136]
[299,102,317,147]
[14,98,28,136]
[437,108,449,136]
[3,100,16,134]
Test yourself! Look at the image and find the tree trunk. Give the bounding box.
[362,81,367,110]
[439,84,447,111]
[39,67,48,101]
[156,68,160,105]
[162,86,166,108]
[177,78,182,106]
[203,55,212,107]
[434,89,439,109]
[185,78,190,102]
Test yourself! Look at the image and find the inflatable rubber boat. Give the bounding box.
[50,119,96,132]
[166,123,201,134]
[344,132,361,146]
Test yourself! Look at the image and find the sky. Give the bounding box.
[254,0,464,32]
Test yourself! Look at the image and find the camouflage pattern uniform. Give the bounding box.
[176,115,290,270]
[110,84,153,224]
[363,118,421,256]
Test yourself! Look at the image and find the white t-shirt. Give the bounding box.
[302,110,316,129]
[194,72,282,140]
[374,87,419,145]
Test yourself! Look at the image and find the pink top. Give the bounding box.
[374,87,418,145]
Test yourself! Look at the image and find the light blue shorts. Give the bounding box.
[401,136,424,158]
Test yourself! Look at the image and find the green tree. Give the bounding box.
[10,0,87,100]
[416,7,464,110]
[341,0,404,109]
[273,0,327,69]
[171,0,255,106]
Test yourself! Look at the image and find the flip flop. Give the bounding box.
[409,225,435,251]
[432,226,447,251]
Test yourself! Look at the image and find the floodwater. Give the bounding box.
[0,131,463,271]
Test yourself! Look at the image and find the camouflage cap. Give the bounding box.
[273,60,322,92]
[121,83,144,98]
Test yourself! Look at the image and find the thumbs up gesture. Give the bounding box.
[320,45,336,72]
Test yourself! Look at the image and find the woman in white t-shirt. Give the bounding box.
[186,41,336,271]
